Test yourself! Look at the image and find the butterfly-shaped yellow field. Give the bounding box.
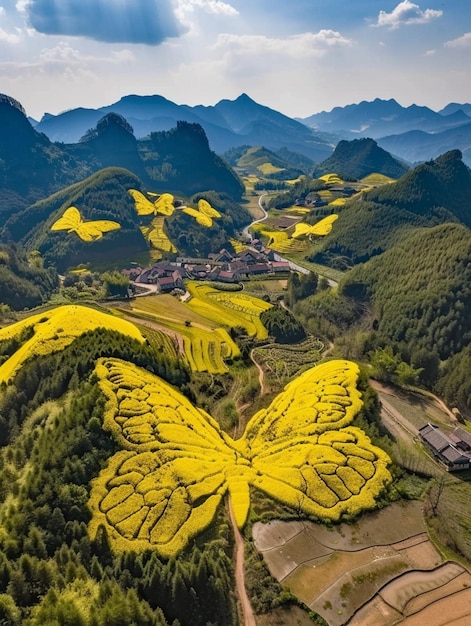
[50,207,121,242]
[292,215,339,239]
[182,199,221,227]
[128,189,175,216]
[88,359,391,558]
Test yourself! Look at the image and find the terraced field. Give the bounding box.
[185,282,272,339]
[254,500,471,626]
[125,294,241,374]
[252,336,328,387]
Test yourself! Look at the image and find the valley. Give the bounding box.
[1,92,471,626]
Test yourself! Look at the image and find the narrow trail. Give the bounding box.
[228,497,257,626]
[250,348,265,395]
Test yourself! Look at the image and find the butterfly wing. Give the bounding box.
[198,199,221,219]
[292,222,311,239]
[154,193,175,216]
[89,358,237,557]
[128,189,156,216]
[241,360,391,521]
[76,219,121,242]
[51,207,82,232]
[183,206,213,227]
[309,214,338,236]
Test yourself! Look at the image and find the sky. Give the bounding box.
[0,0,470,121]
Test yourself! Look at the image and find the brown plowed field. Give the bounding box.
[253,501,471,626]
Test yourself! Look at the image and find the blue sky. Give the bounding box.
[0,0,470,120]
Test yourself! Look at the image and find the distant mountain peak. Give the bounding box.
[235,93,255,103]
[80,113,135,143]
[313,136,408,180]
[0,94,26,116]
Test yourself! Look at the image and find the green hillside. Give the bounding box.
[341,223,471,360]
[5,168,148,273]
[310,150,471,266]
[2,167,251,273]
[0,244,59,310]
[313,138,409,180]
[337,222,471,410]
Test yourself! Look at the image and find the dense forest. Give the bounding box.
[0,244,58,310]
[0,328,242,625]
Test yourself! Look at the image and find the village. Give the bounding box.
[122,241,291,294]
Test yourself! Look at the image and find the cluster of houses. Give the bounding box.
[123,246,291,293]
[419,423,471,471]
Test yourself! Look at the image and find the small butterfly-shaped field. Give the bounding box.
[50,207,121,242]
[292,214,339,239]
[128,189,175,216]
[182,199,221,227]
[88,358,391,558]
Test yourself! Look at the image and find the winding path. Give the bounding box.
[228,497,257,626]
[242,194,268,241]
[250,348,266,396]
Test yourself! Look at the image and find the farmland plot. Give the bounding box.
[185,282,272,339]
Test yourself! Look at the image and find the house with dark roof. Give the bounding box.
[156,270,184,293]
[419,423,471,471]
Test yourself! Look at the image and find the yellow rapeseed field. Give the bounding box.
[89,358,391,558]
[0,305,144,384]
[184,282,272,339]
[292,214,339,239]
[50,207,121,242]
[128,189,175,216]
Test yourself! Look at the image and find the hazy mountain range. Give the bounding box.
[32,94,471,167]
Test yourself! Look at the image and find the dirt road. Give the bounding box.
[228,496,257,626]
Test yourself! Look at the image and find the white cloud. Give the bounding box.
[0,26,20,43]
[375,1,442,29]
[15,0,29,12]
[0,40,135,77]
[213,30,352,62]
[175,0,238,19]
[445,32,471,48]
[424,49,436,56]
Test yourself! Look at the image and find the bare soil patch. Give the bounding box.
[379,562,466,612]
[253,501,450,626]
[398,586,471,625]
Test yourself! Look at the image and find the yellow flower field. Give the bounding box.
[0,305,144,384]
[128,189,175,216]
[292,215,339,238]
[182,199,221,227]
[50,207,121,242]
[319,173,343,185]
[129,297,240,373]
[185,282,272,339]
[89,358,391,558]
[140,216,177,259]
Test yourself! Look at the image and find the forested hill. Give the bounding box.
[339,222,471,411]
[0,95,93,213]
[0,94,245,224]
[2,165,251,273]
[311,149,471,266]
[4,168,147,272]
[366,149,471,226]
[313,138,409,180]
[0,244,58,310]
